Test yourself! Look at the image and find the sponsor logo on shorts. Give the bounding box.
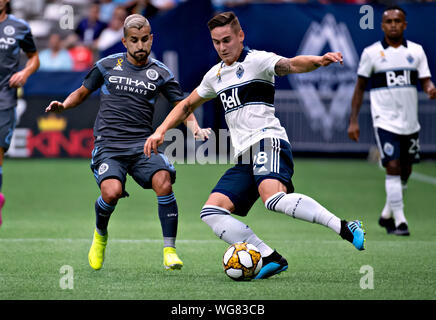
[98,163,109,175]
[383,142,394,156]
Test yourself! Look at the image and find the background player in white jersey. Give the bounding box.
[0,0,39,227]
[348,6,436,236]
[145,11,366,279]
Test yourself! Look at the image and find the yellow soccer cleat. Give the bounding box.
[163,247,183,270]
[88,229,108,270]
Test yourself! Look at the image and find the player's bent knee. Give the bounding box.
[153,179,173,196]
[152,171,173,196]
[204,192,235,212]
[386,160,401,175]
[100,179,123,205]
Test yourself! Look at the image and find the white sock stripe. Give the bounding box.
[200,205,231,218]
[265,191,286,211]
[201,205,231,214]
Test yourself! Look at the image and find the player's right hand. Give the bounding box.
[144,130,165,158]
[347,122,360,142]
[45,101,65,113]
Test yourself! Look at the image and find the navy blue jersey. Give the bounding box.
[0,15,37,110]
[83,53,185,149]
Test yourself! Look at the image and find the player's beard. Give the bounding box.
[129,49,150,64]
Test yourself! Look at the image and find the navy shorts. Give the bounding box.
[0,108,17,152]
[90,145,176,194]
[212,138,295,216]
[374,127,420,167]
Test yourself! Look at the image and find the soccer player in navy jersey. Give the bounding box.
[0,0,39,227]
[146,11,366,279]
[46,14,210,271]
[348,6,436,236]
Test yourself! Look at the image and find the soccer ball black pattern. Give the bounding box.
[222,242,263,281]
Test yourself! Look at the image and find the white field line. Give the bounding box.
[377,165,436,186]
[411,171,436,186]
[0,238,435,245]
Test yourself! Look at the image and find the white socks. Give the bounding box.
[385,174,407,227]
[265,192,342,234]
[380,200,392,219]
[200,205,274,257]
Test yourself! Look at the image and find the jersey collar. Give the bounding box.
[381,37,408,49]
[237,46,250,63]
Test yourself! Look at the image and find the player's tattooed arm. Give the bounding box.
[275,52,343,76]
[274,58,295,76]
[183,104,194,119]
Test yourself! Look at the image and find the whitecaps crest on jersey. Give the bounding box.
[288,14,359,140]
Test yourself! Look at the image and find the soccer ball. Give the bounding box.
[222,242,263,281]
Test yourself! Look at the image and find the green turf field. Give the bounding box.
[0,158,435,300]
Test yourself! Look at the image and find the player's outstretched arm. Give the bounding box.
[45,85,92,113]
[145,89,210,157]
[347,76,368,142]
[275,52,343,76]
[420,77,436,99]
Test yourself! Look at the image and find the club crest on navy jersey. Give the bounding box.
[146,69,159,81]
[3,25,15,36]
[236,64,244,79]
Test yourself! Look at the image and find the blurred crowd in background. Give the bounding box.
[7,0,436,72]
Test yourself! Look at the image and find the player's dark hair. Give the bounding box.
[6,1,11,14]
[384,5,407,17]
[207,11,241,33]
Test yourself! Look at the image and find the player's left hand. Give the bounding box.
[194,127,212,141]
[9,71,28,88]
[320,52,343,67]
[427,87,436,99]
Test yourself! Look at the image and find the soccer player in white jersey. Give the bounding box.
[348,6,436,236]
[145,11,366,279]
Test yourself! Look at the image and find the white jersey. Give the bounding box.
[357,39,431,135]
[196,48,289,158]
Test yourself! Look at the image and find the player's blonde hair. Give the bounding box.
[123,14,151,37]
